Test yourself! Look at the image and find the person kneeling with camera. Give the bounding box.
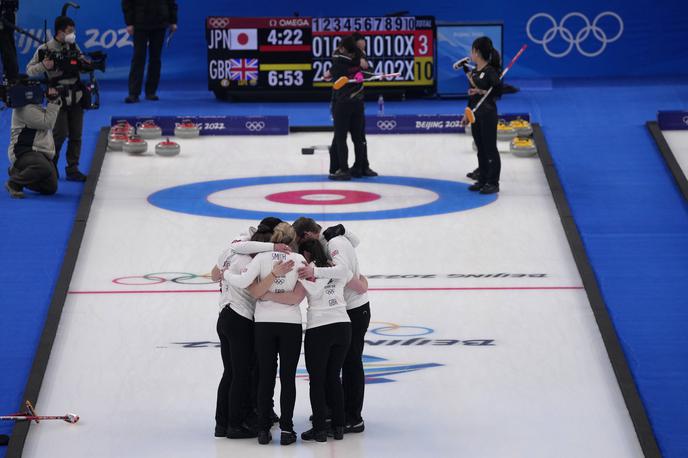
[5,80,62,199]
[26,15,87,182]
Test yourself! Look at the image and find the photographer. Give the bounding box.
[122,0,178,103]
[0,0,19,82]
[26,15,87,182]
[4,79,62,199]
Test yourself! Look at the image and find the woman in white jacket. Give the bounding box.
[225,222,306,446]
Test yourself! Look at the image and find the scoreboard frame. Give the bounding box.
[206,15,437,99]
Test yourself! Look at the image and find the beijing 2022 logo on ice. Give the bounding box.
[527,11,624,58]
[168,322,496,384]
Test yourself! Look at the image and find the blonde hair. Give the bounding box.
[270,222,296,248]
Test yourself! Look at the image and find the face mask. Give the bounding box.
[64,33,76,44]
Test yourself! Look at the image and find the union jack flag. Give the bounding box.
[229,58,259,81]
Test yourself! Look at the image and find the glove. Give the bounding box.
[323,224,346,241]
[452,57,470,71]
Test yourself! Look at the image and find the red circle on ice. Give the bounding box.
[265,190,380,205]
[238,33,249,45]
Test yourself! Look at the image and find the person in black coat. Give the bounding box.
[122,0,178,103]
[0,0,19,82]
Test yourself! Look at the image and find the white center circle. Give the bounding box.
[301,193,347,201]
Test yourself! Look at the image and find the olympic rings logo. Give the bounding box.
[113,272,216,286]
[526,12,623,58]
[207,17,230,29]
[376,120,397,131]
[368,321,434,337]
[245,121,266,132]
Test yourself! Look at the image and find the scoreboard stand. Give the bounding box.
[207,16,436,101]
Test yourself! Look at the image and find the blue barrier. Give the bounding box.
[109,115,289,135]
[365,113,530,134]
[658,111,688,131]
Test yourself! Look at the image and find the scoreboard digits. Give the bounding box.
[207,16,436,95]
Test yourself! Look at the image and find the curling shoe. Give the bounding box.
[301,428,327,442]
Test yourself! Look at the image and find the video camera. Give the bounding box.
[38,48,107,76]
[0,79,46,108]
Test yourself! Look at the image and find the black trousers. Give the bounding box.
[128,28,166,97]
[329,101,369,174]
[343,303,370,424]
[332,99,366,173]
[470,109,500,185]
[305,322,351,431]
[9,151,58,195]
[53,103,84,172]
[254,322,302,431]
[215,307,255,429]
[0,26,19,81]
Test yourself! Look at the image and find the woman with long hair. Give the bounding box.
[225,222,307,446]
[466,36,502,194]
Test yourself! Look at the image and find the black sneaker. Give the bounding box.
[332,426,344,440]
[145,94,159,101]
[328,169,351,181]
[66,169,87,182]
[362,168,378,177]
[257,430,271,445]
[280,430,296,445]
[468,182,484,192]
[480,183,499,194]
[124,95,140,103]
[227,425,258,439]
[345,420,365,433]
[214,424,226,437]
[350,168,363,178]
[5,180,24,199]
[301,428,327,442]
[466,168,480,180]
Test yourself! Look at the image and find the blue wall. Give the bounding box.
[15,0,688,82]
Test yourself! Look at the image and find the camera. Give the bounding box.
[38,48,107,76]
[0,79,45,108]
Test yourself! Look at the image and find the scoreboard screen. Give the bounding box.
[206,16,435,96]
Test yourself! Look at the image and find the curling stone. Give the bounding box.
[510,137,538,157]
[497,119,517,141]
[508,118,533,137]
[174,120,200,138]
[137,120,162,139]
[155,138,181,157]
[108,133,127,151]
[123,135,148,155]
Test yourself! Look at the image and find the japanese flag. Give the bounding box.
[230,29,258,50]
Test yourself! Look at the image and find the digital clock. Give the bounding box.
[206,15,435,97]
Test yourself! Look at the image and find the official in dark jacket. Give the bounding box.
[122,0,178,103]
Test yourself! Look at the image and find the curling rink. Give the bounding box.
[21,131,643,457]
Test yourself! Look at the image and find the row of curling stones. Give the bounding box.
[134,119,201,139]
[465,117,533,140]
[470,137,538,157]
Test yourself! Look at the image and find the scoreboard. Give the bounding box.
[206,16,435,97]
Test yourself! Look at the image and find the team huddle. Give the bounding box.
[211,216,371,445]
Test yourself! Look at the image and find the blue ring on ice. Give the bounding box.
[147,175,496,221]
